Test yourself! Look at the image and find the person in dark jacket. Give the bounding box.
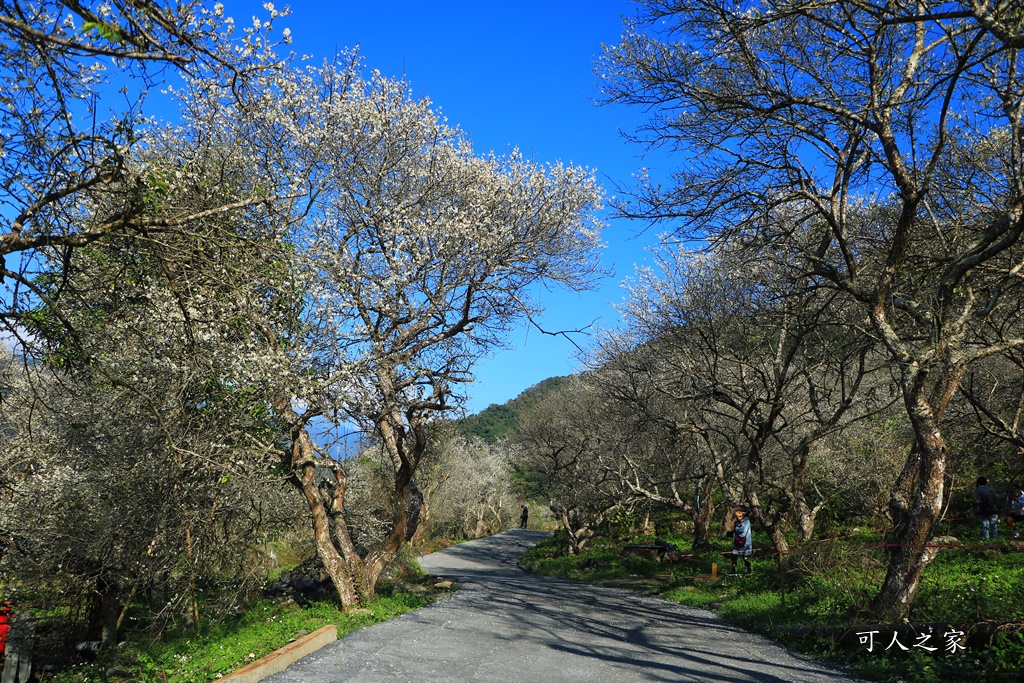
[974,476,1000,541]
[520,505,529,529]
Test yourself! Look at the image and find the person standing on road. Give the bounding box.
[520,505,529,529]
[974,476,1000,541]
[727,508,753,574]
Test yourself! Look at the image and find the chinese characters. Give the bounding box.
[856,629,966,655]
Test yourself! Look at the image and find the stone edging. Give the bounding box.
[219,625,337,683]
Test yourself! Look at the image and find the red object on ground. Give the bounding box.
[0,604,11,655]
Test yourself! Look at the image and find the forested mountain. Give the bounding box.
[457,376,569,442]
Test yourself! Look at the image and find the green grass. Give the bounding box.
[519,534,668,582]
[522,525,1024,682]
[50,592,438,683]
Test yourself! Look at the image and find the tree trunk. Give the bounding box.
[792,498,817,544]
[487,493,505,532]
[410,499,432,545]
[474,502,487,538]
[272,393,362,608]
[555,506,592,555]
[88,571,121,649]
[870,408,947,620]
[745,489,789,556]
[711,442,790,556]
[691,479,715,552]
[357,467,423,601]
[294,456,361,606]
[792,447,819,542]
[412,475,445,545]
[721,503,734,535]
[184,523,200,628]
[764,523,789,557]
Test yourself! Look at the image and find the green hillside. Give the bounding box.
[457,376,569,442]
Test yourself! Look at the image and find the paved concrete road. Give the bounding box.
[265,530,860,682]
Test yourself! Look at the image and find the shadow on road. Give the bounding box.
[414,530,856,682]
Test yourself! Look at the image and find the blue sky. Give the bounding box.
[226,0,671,414]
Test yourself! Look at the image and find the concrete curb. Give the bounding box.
[220,625,337,683]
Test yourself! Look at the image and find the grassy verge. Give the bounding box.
[521,525,1024,682]
[49,589,444,682]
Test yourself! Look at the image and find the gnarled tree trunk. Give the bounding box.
[791,444,825,543]
[691,478,716,552]
[274,394,361,607]
[870,400,948,620]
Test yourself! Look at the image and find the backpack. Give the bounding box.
[977,486,999,515]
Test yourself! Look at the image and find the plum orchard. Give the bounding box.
[598,0,1024,619]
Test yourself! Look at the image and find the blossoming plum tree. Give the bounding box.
[0,0,288,343]
[245,62,606,605]
[4,7,604,608]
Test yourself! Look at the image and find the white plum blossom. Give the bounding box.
[211,58,608,605]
